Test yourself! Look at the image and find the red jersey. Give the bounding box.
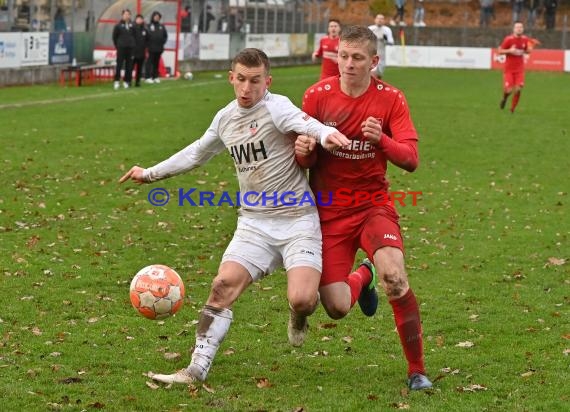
[500,34,530,73]
[301,77,418,217]
[315,36,340,79]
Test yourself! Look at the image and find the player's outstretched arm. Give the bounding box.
[119,166,147,184]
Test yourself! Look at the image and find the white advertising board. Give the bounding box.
[20,32,49,66]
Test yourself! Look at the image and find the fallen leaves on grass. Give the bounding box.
[202,383,215,393]
[163,352,181,360]
[521,370,535,378]
[455,341,474,348]
[26,235,40,248]
[223,347,235,355]
[440,367,461,375]
[457,384,487,392]
[145,381,159,390]
[546,257,566,266]
[255,377,272,388]
[319,323,337,329]
[390,402,410,409]
[435,335,445,347]
[188,384,199,398]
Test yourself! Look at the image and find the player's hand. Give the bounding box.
[311,52,318,63]
[322,132,351,151]
[119,166,147,184]
[295,135,317,157]
[361,116,382,145]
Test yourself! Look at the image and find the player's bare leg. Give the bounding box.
[150,261,251,384]
[286,266,320,346]
[374,246,432,390]
[319,261,376,320]
[319,282,352,319]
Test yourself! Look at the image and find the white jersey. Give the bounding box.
[368,24,394,56]
[143,91,338,217]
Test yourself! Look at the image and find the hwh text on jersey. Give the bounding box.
[230,141,268,164]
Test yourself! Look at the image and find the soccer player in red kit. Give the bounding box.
[296,25,432,390]
[312,19,341,80]
[498,21,531,113]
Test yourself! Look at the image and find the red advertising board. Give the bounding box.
[491,49,565,72]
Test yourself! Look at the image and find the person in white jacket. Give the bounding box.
[368,14,394,79]
[119,48,350,385]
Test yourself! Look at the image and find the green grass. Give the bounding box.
[1,66,568,411]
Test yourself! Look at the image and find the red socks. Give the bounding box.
[390,289,426,376]
[346,265,372,306]
[511,91,521,112]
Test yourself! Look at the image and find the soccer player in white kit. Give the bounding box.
[119,48,350,384]
[368,14,394,79]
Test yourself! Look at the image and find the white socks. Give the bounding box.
[187,305,233,381]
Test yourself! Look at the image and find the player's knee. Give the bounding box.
[320,300,349,320]
[379,268,409,299]
[288,289,318,316]
[209,277,235,306]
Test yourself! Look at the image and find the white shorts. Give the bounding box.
[221,212,322,281]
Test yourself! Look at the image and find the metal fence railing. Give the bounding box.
[0,0,567,49]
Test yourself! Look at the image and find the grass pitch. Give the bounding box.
[0,66,568,411]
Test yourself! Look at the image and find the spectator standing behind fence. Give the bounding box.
[512,0,524,23]
[526,0,540,29]
[54,8,67,32]
[112,9,135,90]
[390,0,406,26]
[543,0,557,30]
[413,0,426,27]
[180,6,192,32]
[199,5,215,33]
[368,14,394,79]
[146,11,168,84]
[479,0,494,28]
[133,14,148,88]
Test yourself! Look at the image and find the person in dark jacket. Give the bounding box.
[112,9,135,90]
[132,14,148,87]
[146,11,168,84]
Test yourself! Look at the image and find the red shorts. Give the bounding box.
[319,206,404,286]
[503,71,525,89]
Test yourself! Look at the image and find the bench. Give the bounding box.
[59,64,115,87]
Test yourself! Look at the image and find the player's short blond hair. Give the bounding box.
[340,25,377,57]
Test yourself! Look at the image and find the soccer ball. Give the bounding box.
[129,264,185,320]
[184,71,194,80]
